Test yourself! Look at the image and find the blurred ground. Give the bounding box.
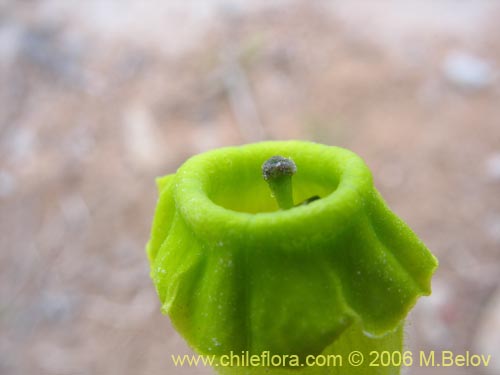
[1,1,500,374]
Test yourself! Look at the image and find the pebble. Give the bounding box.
[59,193,90,228]
[19,27,85,86]
[0,22,21,66]
[412,279,454,348]
[6,127,36,165]
[378,162,405,189]
[484,215,500,243]
[442,51,496,91]
[85,289,157,329]
[0,170,17,198]
[474,287,500,374]
[123,105,166,170]
[39,291,77,323]
[484,153,500,181]
[32,340,91,375]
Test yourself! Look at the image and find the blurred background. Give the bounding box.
[1,1,500,374]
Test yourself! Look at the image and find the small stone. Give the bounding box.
[442,51,496,91]
[485,153,500,181]
[32,340,89,374]
[85,289,156,329]
[0,22,21,66]
[412,279,454,348]
[474,288,500,374]
[6,127,36,165]
[0,170,16,198]
[58,193,90,228]
[484,215,500,243]
[123,105,165,170]
[39,291,76,323]
[378,162,404,189]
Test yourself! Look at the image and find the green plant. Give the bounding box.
[146,141,438,374]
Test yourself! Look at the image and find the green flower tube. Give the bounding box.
[146,141,437,374]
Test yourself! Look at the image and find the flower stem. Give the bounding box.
[262,156,297,210]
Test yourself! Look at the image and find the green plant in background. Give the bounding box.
[146,141,438,374]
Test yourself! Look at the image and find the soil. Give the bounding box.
[1,1,500,374]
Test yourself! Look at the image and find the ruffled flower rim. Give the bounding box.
[174,141,373,245]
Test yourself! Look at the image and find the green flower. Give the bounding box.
[146,141,437,374]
